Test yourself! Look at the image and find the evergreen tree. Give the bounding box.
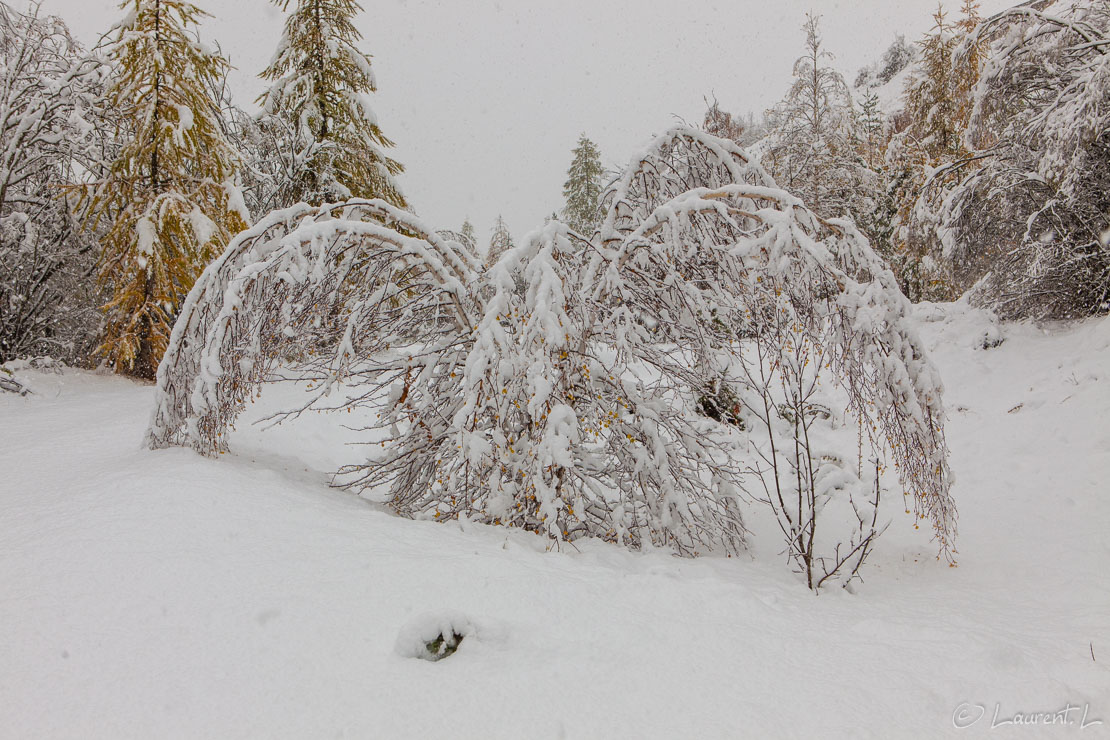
[561,134,603,234]
[79,0,247,379]
[259,0,404,208]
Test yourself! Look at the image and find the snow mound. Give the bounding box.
[913,297,1004,351]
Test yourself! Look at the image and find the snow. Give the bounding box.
[2,304,1109,738]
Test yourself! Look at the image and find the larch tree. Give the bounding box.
[460,218,476,249]
[79,0,248,379]
[762,13,860,220]
[887,1,983,300]
[258,0,405,209]
[561,134,603,235]
[702,96,745,144]
[486,214,513,266]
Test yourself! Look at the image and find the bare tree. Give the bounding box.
[0,2,106,363]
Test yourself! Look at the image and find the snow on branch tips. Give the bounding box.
[147,126,955,590]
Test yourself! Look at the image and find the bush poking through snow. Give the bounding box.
[421,631,465,662]
[148,126,956,589]
[394,613,473,662]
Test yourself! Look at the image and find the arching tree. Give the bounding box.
[258,0,405,209]
[147,199,478,452]
[148,126,955,590]
[79,0,247,379]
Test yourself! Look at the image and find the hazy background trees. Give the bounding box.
[0,3,105,363]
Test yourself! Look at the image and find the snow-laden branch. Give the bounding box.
[147,126,955,586]
[146,198,479,453]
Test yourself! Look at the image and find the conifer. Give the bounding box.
[259,0,404,208]
[79,0,247,379]
[561,134,603,235]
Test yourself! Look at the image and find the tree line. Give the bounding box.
[2,0,1108,380]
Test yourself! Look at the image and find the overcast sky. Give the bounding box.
[38,0,1009,244]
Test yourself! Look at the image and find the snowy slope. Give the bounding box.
[1,304,1108,739]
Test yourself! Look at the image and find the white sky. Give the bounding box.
[38,0,1009,244]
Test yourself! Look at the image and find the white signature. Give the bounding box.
[953,702,1104,730]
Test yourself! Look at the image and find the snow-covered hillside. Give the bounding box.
[2,303,1108,739]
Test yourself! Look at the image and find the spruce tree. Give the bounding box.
[79,0,247,379]
[259,0,404,208]
[454,217,478,257]
[561,134,603,235]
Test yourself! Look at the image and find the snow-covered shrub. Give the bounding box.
[148,127,955,589]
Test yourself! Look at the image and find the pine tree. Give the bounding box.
[561,134,603,234]
[259,0,404,208]
[78,0,247,379]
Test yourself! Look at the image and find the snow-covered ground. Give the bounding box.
[2,303,1108,739]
